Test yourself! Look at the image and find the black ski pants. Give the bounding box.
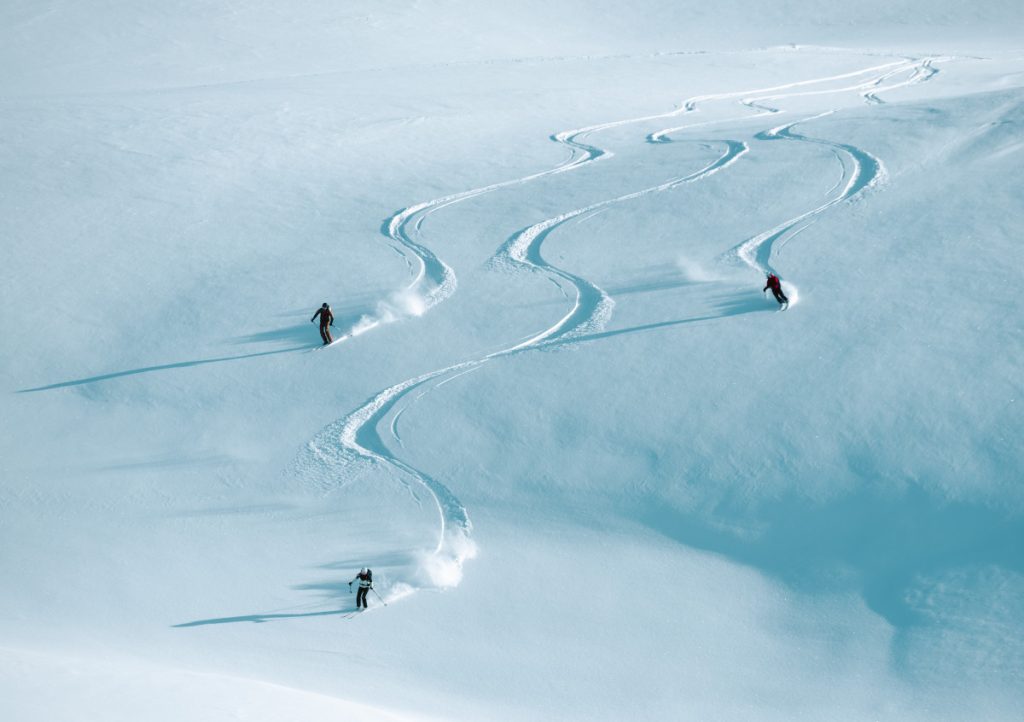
[771,288,788,305]
[319,323,333,345]
[356,586,369,608]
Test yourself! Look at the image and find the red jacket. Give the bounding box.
[764,275,781,292]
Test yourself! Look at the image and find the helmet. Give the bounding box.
[322,302,329,308]
[360,568,367,574]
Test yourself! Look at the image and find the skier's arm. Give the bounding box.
[311,309,320,323]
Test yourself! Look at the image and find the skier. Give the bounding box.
[311,303,335,345]
[349,568,373,610]
[763,272,789,308]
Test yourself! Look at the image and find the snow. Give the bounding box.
[2,2,1023,720]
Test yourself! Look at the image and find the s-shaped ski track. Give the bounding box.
[299,52,947,608]
[301,140,749,599]
[726,56,944,283]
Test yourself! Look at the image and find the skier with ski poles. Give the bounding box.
[763,272,789,308]
[349,568,373,610]
[311,302,335,345]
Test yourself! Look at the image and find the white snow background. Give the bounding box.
[2,2,1023,720]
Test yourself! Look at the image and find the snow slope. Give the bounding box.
[2,2,1023,720]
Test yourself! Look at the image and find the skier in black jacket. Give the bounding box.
[311,303,335,345]
[349,568,373,610]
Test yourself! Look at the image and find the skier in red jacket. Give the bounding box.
[763,272,789,307]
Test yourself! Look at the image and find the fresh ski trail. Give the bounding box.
[647,59,915,142]
[727,57,943,284]
[335,54,944,345]
[346,65,741,341]
[298,53,945,610]
[300,141,748,598]
[492,140,748,348]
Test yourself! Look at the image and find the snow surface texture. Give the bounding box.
[2,2,1023,721]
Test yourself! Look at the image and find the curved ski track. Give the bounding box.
[304,140,749,588]
[492,140,748,349]
[362,96,639,335]
[372,56,943,330]
[302,53,946,603]
[729,56,942,277]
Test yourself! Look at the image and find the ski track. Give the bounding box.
[492,139,748,348]
[362,56,944,339]
[303,140,748,596]
[647,59,912,143]
[348,89,635,340]
[729,56,943,281]
[300,69,766,599]
[300,52,947,607]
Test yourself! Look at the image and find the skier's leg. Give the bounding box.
[320,325,330,344]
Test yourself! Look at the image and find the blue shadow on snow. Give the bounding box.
[638,485,1024,633]
[172,609,349,627]
[17,345,311,393]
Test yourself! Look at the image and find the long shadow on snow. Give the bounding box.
[18,293,389,392]
[170,294,770,629]
[638,485,1024,663]
[230,324,321,346]
[173,608,350,627]
[172,557,413,628]
[545,291,774,347]
[17,345,311,393]
[231,308,375,346]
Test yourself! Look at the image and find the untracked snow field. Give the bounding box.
[2,2,1023,720]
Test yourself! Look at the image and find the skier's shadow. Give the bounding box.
[230,297,380,347]
[18,290,397,393]
[16,306,379,393]
[544,291,773,350]
[17,343,312,393]
[173,585,359,627]
[172,555,409,628]
[172,608,349,627]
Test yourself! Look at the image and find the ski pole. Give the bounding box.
[371,587,388,607]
